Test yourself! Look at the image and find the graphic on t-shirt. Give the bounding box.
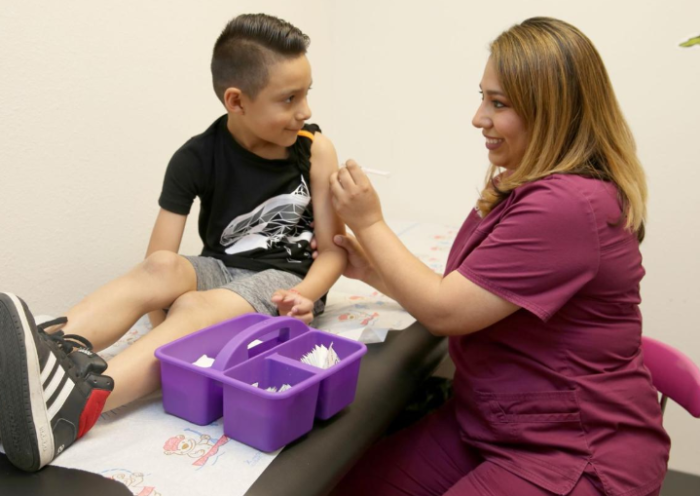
[220,176,313,255]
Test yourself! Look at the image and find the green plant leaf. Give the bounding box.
[680,35,700,47]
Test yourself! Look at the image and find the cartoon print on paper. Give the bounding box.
[163,429,230,467]
[101,468,162,496]
[338,310,380,327]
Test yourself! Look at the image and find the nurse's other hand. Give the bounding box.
[330,160,383,233]
[333,234,375,283]
[310,235,319,259]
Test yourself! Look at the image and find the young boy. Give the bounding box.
[0,13,346,472]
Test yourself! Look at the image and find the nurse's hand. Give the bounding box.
[330,160,384,234]
[312,233,375,284]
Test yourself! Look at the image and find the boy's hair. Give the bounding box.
[478,17,647,240]
[211,13,310,103]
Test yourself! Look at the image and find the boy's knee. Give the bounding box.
[168,291,217,327]
[169,291,207,313]
[141,250,186,278]
[169,290,247,329]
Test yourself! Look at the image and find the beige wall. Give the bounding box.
[0,0,336,311]
[1,0,699,475]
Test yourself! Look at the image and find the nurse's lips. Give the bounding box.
[484,137,504,151]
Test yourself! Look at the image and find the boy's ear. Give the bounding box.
[223,87,245,115]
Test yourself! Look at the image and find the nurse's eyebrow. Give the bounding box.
[483,89,506,96]
[478,85,505,97]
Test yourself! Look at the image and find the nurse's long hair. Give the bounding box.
[478,17,647,241]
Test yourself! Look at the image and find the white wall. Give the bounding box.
[1,0,699,476]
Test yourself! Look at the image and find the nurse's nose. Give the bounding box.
[472,102,491,129]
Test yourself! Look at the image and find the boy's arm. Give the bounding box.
[292,133,347,302]
[145,208,188,327]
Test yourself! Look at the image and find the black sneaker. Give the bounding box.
[0,292,114,472]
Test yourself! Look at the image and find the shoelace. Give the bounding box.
[38,317,95,354]
[37,317,67,332]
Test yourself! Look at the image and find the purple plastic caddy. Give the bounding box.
[154,314,367,452]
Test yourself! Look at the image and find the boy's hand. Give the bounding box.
[271,289,314,324]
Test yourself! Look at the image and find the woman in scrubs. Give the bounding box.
[329,17,669,496]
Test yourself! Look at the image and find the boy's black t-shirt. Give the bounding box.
[158,115,320,277]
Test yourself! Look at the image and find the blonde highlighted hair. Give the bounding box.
[478,17,647,240]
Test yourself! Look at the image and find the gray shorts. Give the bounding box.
[183,256,325,317]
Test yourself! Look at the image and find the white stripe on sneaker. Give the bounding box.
[7,293,54,468]
[40,353,58,386]
[43,366,65,401]
[47,379,75,421]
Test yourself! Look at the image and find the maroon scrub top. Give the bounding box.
[446,174,670,496]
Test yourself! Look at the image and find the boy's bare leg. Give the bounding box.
[103,288,254,411]
[50,251,198,352]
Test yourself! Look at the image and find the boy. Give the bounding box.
[0,13,346,472]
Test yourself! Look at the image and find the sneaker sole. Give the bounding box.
[0,293,54,471]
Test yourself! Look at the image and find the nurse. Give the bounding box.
[328,17,669,496]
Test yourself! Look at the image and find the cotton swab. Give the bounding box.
[341,161,391,177]
[361,167,391,177]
